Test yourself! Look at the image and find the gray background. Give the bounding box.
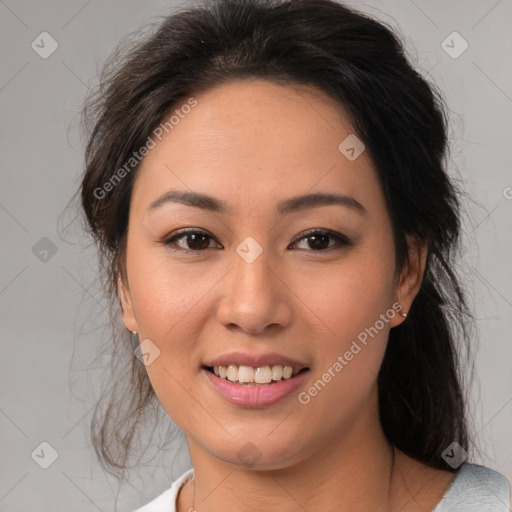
[1,0,511,510]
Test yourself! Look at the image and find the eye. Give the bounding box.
[290,229,352,252]
[163,229,221,253]
[163,228,352,254]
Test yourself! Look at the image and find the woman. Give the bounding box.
[79,0,511,510]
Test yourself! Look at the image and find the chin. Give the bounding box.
[210,438,304,472]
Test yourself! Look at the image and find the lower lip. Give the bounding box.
[202,368,310,408]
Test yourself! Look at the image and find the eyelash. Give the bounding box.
[163,228,353,254]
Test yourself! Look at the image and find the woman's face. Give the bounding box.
[120,79,423,469]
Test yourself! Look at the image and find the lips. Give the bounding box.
[201,351,310,407]
[202,365,310,407]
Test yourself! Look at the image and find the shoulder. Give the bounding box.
[133,469,194,512]
[434,463,511,512]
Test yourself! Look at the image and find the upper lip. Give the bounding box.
[203,351,309,369]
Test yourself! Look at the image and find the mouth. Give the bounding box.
[203,364,309,386]
[202,363,311,408]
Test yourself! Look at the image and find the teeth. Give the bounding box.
[271,365,283,380]
[210,364,303,385]
[226,364,238,382]
[238,365,254,383]
[255,366,272,384]
[282,366,293,379]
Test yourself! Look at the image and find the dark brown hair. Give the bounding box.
[79,0,475,481]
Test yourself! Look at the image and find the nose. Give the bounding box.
[216,243,293,335]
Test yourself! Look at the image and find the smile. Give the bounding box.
[202,365,310,407]
[207,364,307,385]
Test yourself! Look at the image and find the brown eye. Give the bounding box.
[290,229,352,252]
[164,228,352,254]
[164,230,220,252]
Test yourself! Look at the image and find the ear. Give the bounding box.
[390,235,428,327]
[118,275,138,333]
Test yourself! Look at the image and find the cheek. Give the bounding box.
[127,243,221,338]
[126,250,214,429]
[302,252,396,343]
[292,264,395,439]
[297,249,396,393]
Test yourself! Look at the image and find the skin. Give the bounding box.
[119,79,455,511]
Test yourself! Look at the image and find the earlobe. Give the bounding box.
[392,237,428,327]
[118,275,138,333]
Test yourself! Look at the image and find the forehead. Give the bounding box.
[132,78,380,213]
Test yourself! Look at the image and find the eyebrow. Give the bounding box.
[147,189,366,216]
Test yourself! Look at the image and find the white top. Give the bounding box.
[133,463,511,512]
